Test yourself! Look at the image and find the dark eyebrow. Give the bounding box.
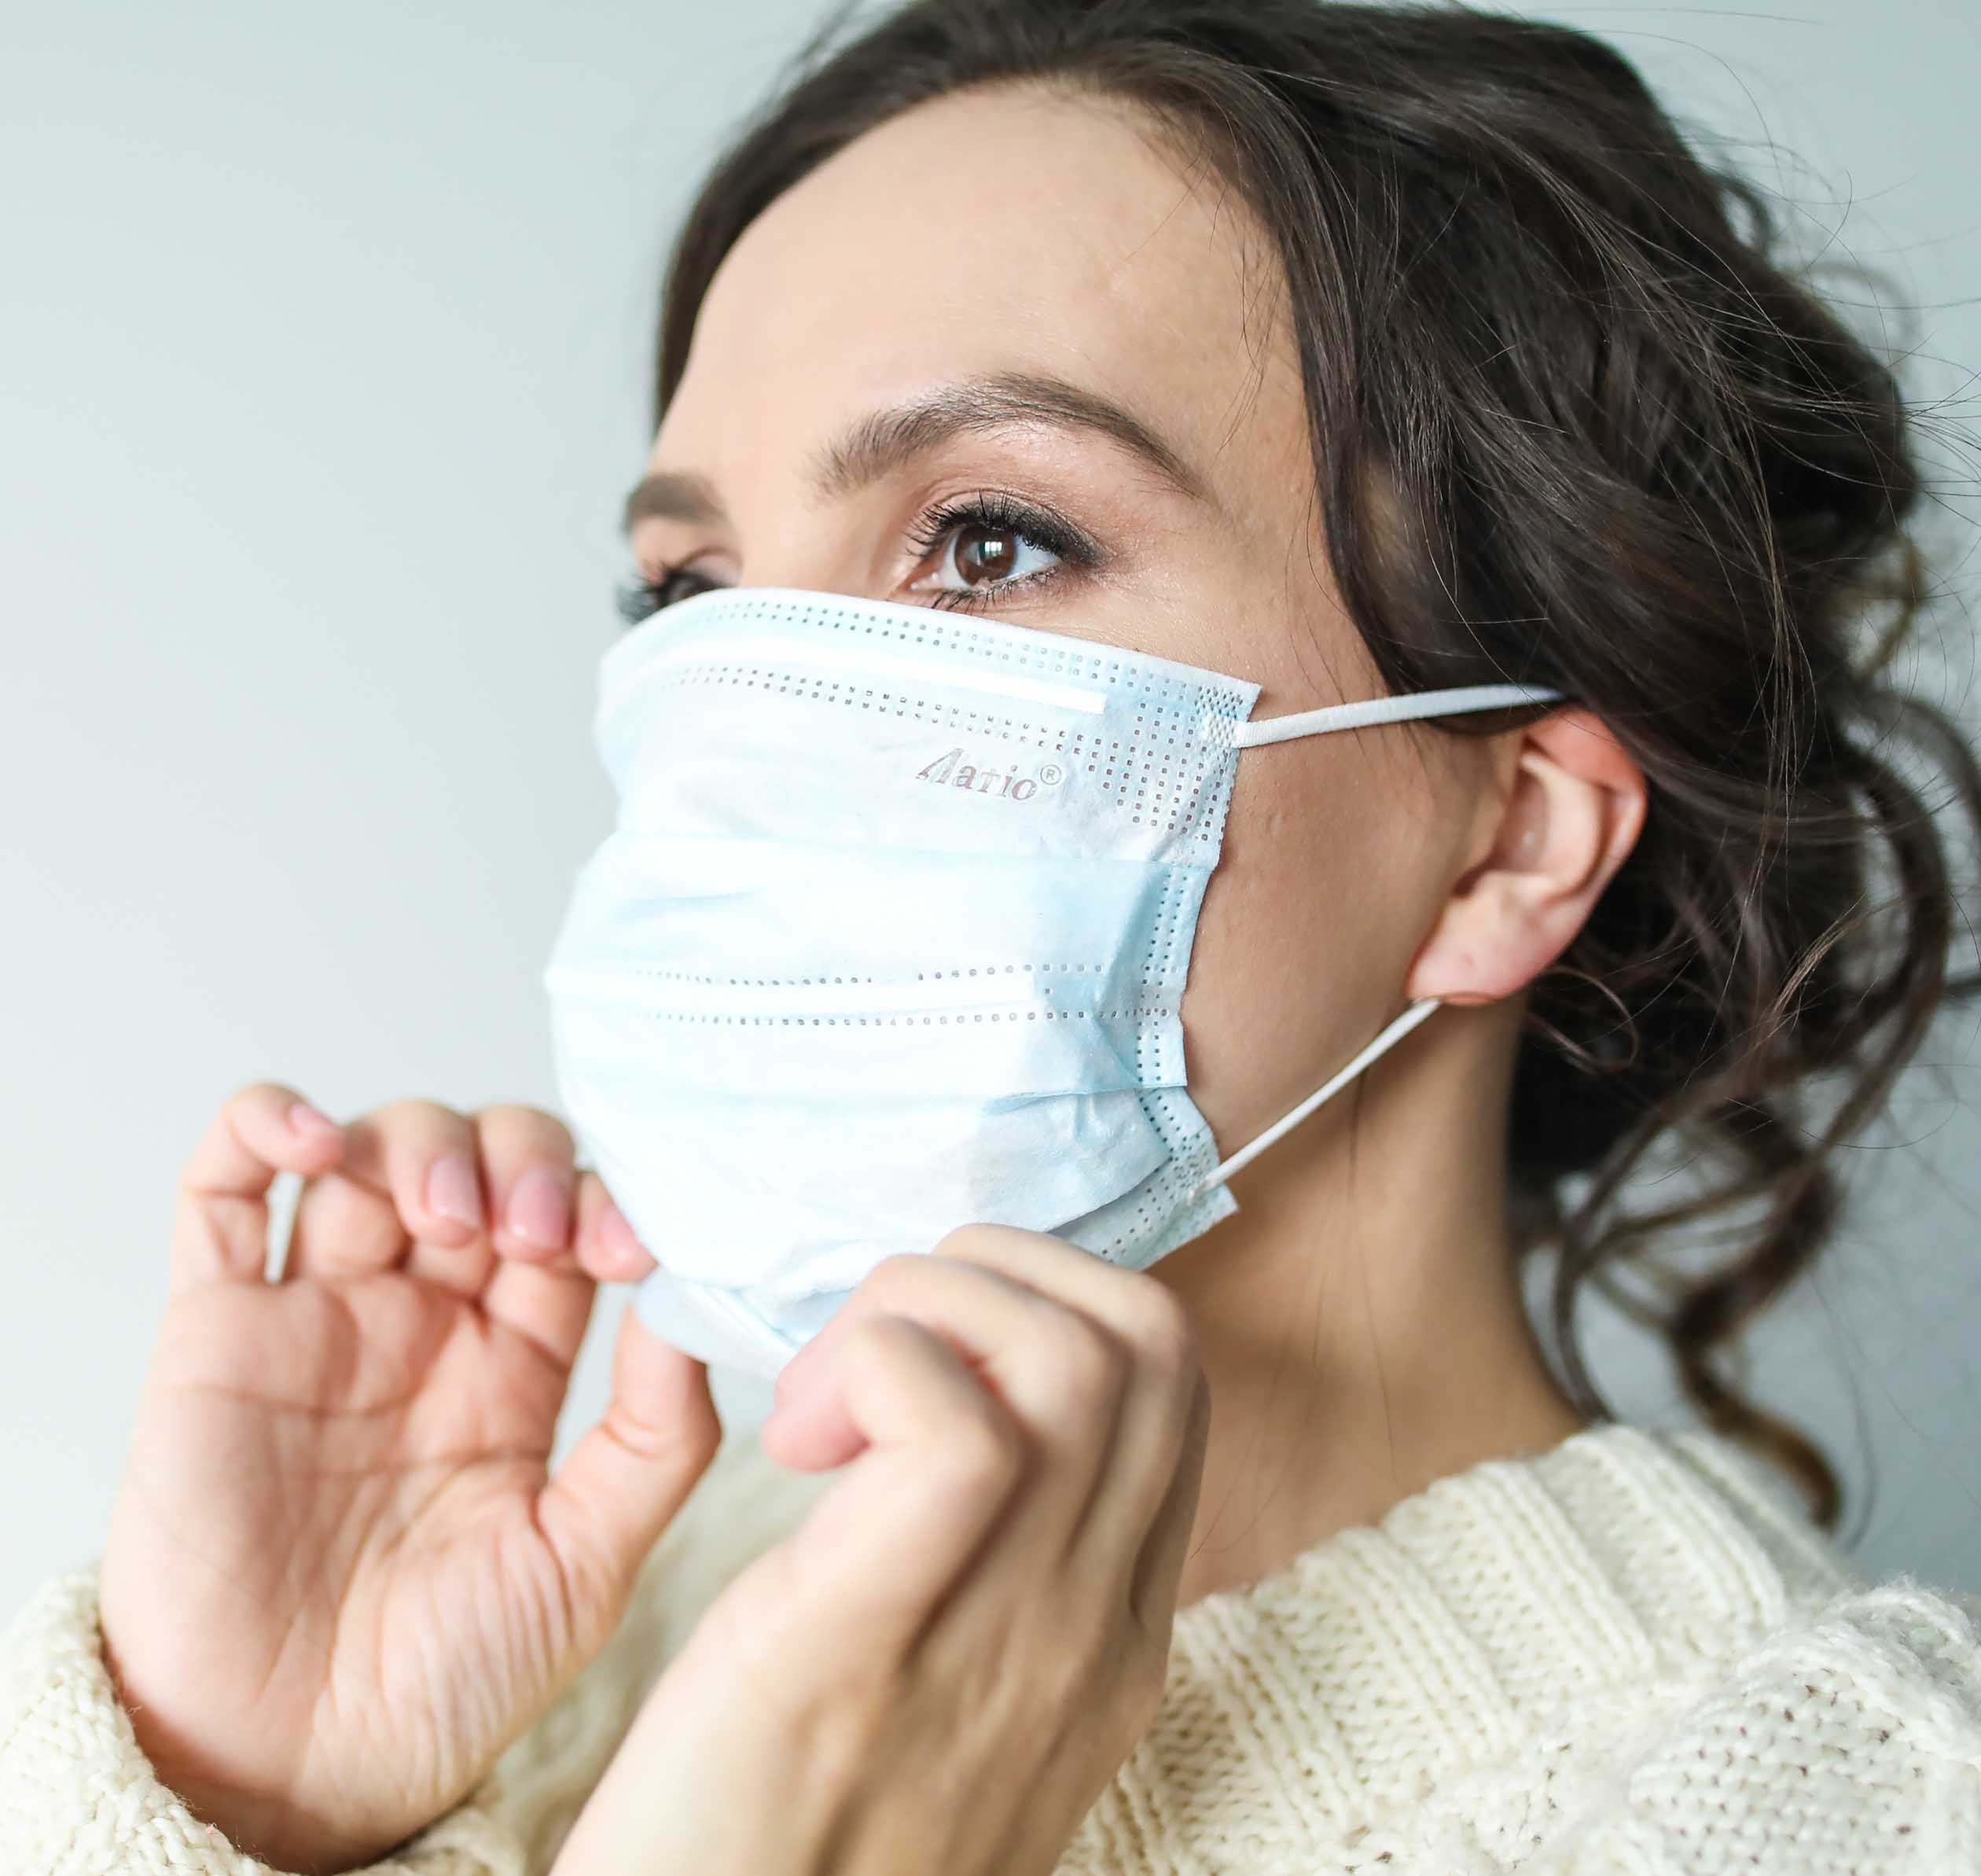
[619,369,1218,537]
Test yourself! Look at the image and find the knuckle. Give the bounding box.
[946,1399,1024,1492]
[1041,1314,1128,1413]
[475,1102,576,1160]
[838,1311,906,1373]
[867,1251,929,1293]
[1120,1280,1200,1372]
[598,1392,719,1473]
[230,1079,296,1116]
[370,1097,465,1139]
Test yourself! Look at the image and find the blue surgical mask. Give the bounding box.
[542,585,1561,1378]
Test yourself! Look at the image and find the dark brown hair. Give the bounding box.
[643,0,1981,1531]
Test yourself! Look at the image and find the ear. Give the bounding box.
[1402,707,1647,1007]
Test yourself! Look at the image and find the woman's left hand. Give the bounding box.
[548,1223,1211,1876]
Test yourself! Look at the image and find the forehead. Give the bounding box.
[660,84,1299,485]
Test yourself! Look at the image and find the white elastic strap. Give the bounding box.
[1233,682,1565,749]
[1184,997,1443,1204]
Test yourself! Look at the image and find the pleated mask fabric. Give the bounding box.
[542,585,1561,1377]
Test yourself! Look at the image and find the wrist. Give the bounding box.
[552,1644,841,1876]
[142,1759,385,1876]
[101,1623,402,1872]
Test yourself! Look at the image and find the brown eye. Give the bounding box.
[953,523,1020,586]
[905,490,1095,613]
[931,515,1062,601]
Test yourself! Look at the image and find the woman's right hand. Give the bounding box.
[97,1083,715,1876]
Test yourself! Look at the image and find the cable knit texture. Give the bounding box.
[5,1419,1979,1873]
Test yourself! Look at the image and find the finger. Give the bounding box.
[1125,1367,1211,1639]
[481,1183,604,1374]
[761,1250,1130,1565]
[468,1105,595,1362]
[924,1223,1171,1348]
[277,1161,406,1282]
[570,1169,658,1284]
[289,1098,488,1292]
[924,1227,1206,1566]
[786,1227,1205,1615]
[770,1223,1152,1454]
[473,1172,652,1296]
[764,1250,1076,1466]
[171,1083,346,1295]
[535,1297,722,1631]
[474,1104,577,1266]
[769,1313,1025,1657]
[767,1223,1108,1419]
[1053,1274,1207,1588]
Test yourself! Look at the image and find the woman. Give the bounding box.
[7,1,1980,1870]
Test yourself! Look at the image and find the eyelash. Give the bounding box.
[612,490,1100,627]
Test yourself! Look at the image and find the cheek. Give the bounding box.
[1178,749,1428,1151]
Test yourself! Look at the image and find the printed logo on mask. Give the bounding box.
[914,749,1067,802]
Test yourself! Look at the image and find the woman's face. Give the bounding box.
[627,83,1509,1164]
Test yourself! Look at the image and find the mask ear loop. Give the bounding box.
[1183,678,1566,1204]
[1182,997,1443,1203]
[1231,680,1564,747]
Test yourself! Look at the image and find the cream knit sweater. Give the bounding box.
[5,1418,1979,1874]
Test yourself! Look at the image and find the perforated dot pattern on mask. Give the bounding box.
[572,962,1109,989]
[1067,1085,1229,1264]
[617,591,1253,857]
[611,1006,1176,1027]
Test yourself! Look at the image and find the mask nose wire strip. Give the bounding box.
[1183,996,1444,1204]
[1232,682,1566,747]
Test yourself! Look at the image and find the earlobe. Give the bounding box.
[1403,709,1647,1008]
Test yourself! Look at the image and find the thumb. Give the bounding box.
[536,1298,722,1630]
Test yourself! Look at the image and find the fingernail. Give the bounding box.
[599,1199,652,1272]
[288,1101,340,1140]
[508,1166,572,1249]
[425,1153,483,1230]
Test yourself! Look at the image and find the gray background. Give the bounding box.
[2,1,1975,1617]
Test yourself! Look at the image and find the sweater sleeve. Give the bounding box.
[1531,1578,1981,1874]
[0,1429,822,1876]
